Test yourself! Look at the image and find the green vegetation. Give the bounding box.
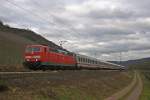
[124,58,150,100]
[129,62,150,70]
[53,85,96,100]
[140,71,150,100]
[126,58,150,70]
[122,57,150,100]
[0,21,61,71]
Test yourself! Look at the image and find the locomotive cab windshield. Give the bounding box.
[25,46,41,53]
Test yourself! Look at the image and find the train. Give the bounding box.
[24,45,125,70]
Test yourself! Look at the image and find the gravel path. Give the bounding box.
[104,71,143,100]
[124,72,143,100]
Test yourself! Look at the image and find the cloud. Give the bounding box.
[0,0,150,61]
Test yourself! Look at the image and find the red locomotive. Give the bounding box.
[24,45,125,70]
[24,45,76,69]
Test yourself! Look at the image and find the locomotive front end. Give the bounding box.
[24,45,42,69]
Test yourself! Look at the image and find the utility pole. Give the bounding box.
[94,52,97,58]
[119,52,122,64]
[59,41,67,48]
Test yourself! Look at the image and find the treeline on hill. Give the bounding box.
[0,21,63,71]
[126,58,150,70]
[111,58,150,70]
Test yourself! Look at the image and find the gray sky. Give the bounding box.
[1,0,150,61]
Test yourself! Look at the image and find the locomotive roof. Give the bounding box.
[26,44,48,47]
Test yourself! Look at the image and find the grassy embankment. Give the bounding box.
[140,71,150,100]
[125,58,150,100]
[0,70,133,100]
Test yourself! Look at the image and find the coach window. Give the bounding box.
[83,58,85,62]
[80,58,81,62]
[78,58,80,62]
[81,58,83,62]
[86,58,87,63]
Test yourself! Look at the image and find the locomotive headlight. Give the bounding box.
[26,59,30,61]
[32,56,41,59]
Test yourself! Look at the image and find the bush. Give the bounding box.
[0,80,8,92]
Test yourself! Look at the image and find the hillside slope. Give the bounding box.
[0,21,62,71]
[111,58,150,70]
[125,58,150,70]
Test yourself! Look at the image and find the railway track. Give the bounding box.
[0,70,121,74]
[0,71,60,79]
[0,70,122,79]
[0,71,51,74]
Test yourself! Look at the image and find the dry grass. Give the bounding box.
[0,70,133,100]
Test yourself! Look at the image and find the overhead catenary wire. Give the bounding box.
[4,0,67,36]
[4,0,83,38]
[30,0,83,36]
